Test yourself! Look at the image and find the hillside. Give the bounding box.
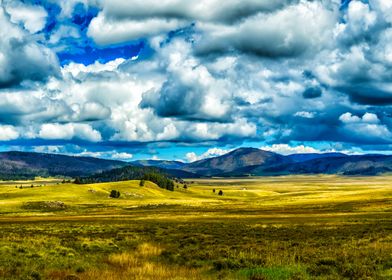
[258,154,392,176]
[287,152,348,162]
[131,159,186,170]
[182,148,289,176]
[2,148,392,180]
[76,165,176,191]
[0,152,128,180]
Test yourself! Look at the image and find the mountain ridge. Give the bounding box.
[1,148,392,180]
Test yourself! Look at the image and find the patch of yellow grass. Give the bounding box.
[81,243,207,280]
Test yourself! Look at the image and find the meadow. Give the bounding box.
[1,175,392,279]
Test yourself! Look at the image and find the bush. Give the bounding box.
[139,179,145,187]
[218,190,223,196]
[109,190,121,198]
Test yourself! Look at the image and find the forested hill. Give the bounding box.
[0,151,127,180]
[75,166,175,191]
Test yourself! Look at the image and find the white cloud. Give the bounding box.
[111,152,133,160]
[33,146,62,154]
[340,112,380,124]
[78,149,133,161]
[260,144,319,155]
[186,147,231,162]
[88,15,183,46]
[294,111,315,118]
[0,125,19,141]
[339,112,361,123]
[196,1,337,57]
[38,123,102,142]
[4,1,48,33]
[339,112,392,141]
[0,5,59,87]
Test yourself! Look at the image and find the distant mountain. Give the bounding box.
[179,148,392,177]
[0,152,128,180]
[287,152,348,162]
[131,159,186,170]
[181,148,290,176]
[260,154,392,176]
[1,148,392,180]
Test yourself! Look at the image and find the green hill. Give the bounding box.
[76,166,175,191]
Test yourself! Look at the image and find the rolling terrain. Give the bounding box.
[1,176,392,279]
[0,151,127,180]
[2,148,392,180]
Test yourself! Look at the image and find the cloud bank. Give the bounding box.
[1,0,392,160]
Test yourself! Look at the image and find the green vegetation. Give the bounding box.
[1,175,392,279]
[76,166,175,191]
[109,190,121,198]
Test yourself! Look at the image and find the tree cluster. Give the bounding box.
[109,190,121,198]
[74,166,175,191]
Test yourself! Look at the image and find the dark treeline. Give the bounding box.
[0,174,36,181]
[75,166,175,191]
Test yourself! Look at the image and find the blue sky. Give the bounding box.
[1,0,392,162]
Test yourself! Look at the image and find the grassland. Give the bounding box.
[1,175,392,279]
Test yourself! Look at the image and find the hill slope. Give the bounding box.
[0,152,128,180]
[182,148,290,176]
[77,166,175,191]
[131,159,186,170]
[235,154,392,176]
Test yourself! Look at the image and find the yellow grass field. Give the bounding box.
[1,175,392,279]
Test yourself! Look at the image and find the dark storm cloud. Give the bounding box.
[99,0,300,23]
[302,87,323,99]
[0,4,60,89]
[140,82,205,120]
[0,39,59,88]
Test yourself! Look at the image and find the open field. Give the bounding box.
[1,175,392,279]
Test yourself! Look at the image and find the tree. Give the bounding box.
[109,190,121,198]
[139,179,145,187]
[213,189,216,193]
[218,190,223,196]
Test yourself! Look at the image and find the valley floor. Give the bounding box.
[1,175,392,279]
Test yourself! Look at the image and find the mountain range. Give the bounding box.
[1,148,392,180]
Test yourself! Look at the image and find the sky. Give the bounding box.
[1,0,392,162]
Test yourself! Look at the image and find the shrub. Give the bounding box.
[109,190,121,198]
[139,179,145,187]
[218,190,223,196]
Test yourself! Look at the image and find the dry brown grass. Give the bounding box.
[79,243,209,280]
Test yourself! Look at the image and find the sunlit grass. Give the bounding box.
[1,175,392,279]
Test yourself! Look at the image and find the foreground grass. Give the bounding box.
[1,175,392,279]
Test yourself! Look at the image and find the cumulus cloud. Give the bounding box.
[339,112,392,143]
[260,144,319,155]
[4,1,48,33]
[195,1,337,57]
[38,123,102,142]
[186,147,231,162]
[0,125,19,141]
[0,5,59,88]
[88,0,301,46]
[79,150,133,160]
[2,0,392,156]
